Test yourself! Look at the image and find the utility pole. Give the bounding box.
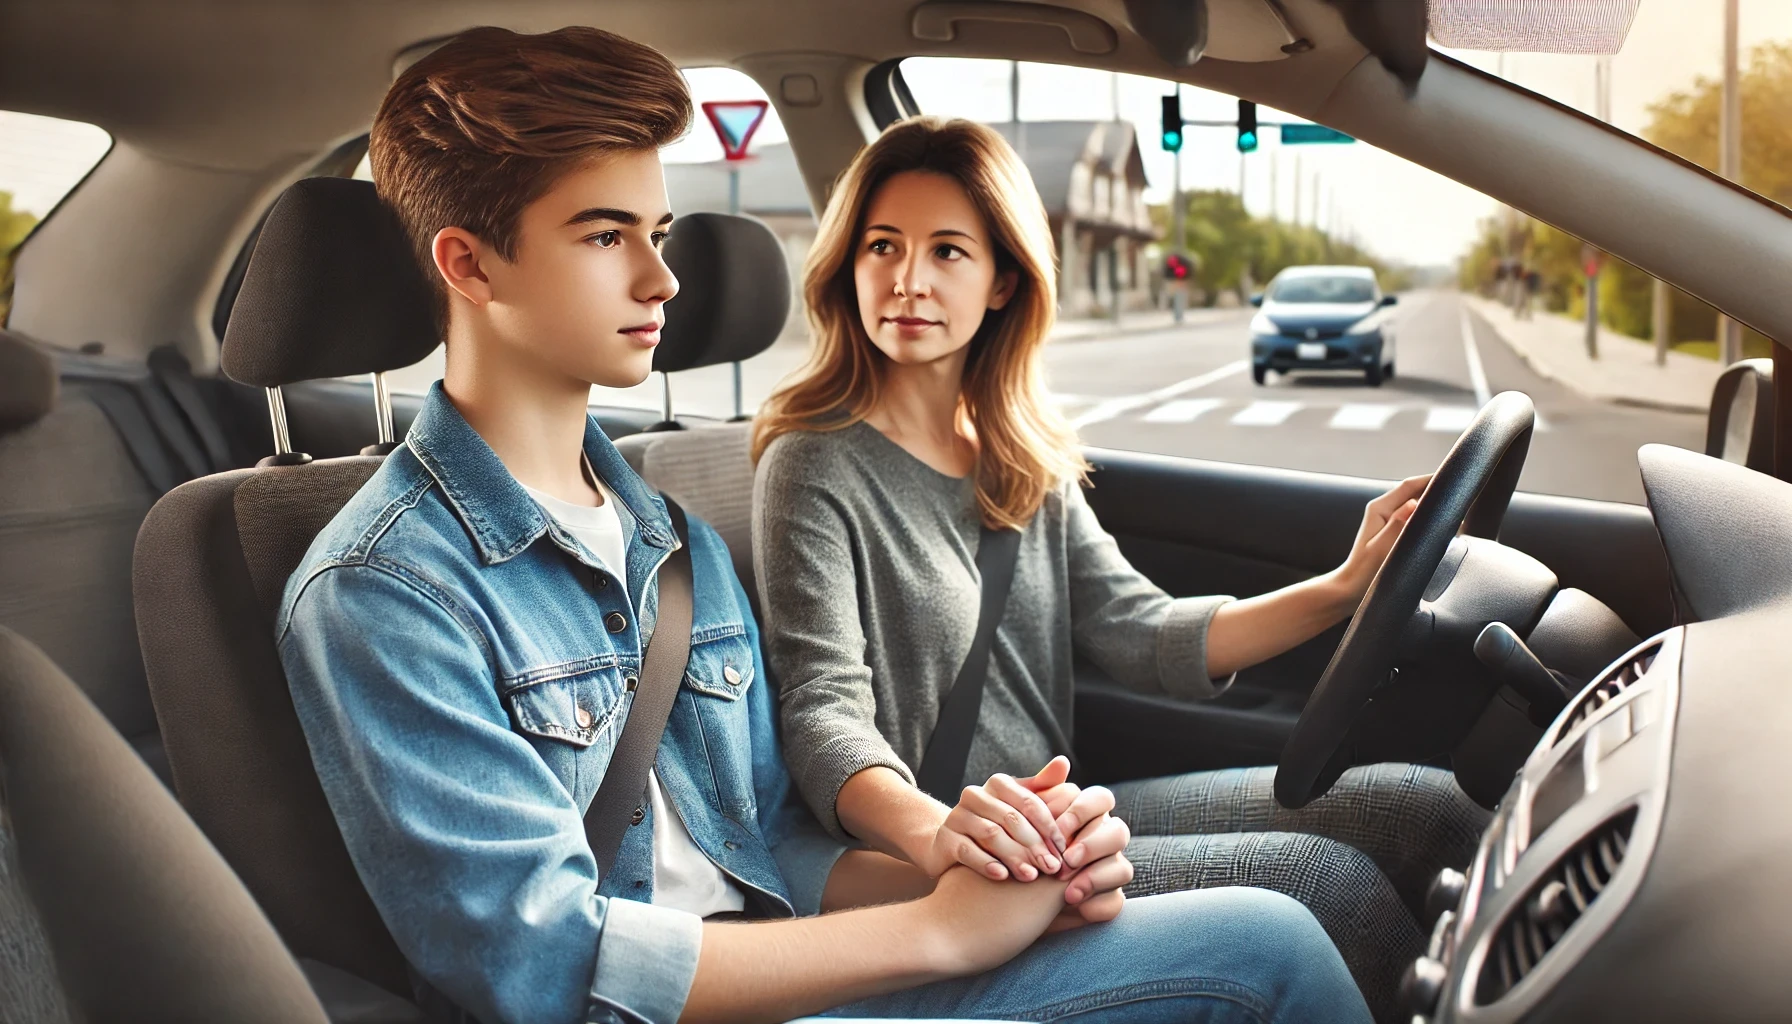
[1585,56,1612,360]
[1293,154,1303,227]
[1718,0,1744,365]
[1269,150,1279,222]
[1010,61,1026,164]
[1653,275,1671,366]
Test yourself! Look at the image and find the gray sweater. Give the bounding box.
[753,421,1235,841]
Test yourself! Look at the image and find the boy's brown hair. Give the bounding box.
[370,26,693,325]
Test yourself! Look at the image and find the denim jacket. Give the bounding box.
[276,384,846,1024]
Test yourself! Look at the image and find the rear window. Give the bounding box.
[1270,276,1377,304]
[0,110,113,323]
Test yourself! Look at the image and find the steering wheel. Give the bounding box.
[1275,391,1537,809]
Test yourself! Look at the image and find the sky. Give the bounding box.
[667,0,1792,270]
[9,0,1792,271]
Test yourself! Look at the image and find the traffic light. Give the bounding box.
[1163,253,1191,281]
[1237,99,1259,152]
[1160,94,1182,152]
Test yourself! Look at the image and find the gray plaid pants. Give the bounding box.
[1109,763,1490,1024]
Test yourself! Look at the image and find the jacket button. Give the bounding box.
[630,806,645,826]
[723,665,741,686]
[594,574,610,590]
[605,612,628,633]
[575,706,593,729]
[723,840,740,851]
[625,675,639,692]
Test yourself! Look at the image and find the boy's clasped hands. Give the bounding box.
[921,756,1133,931]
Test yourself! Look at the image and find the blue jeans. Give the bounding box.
[824,888,1372,1024]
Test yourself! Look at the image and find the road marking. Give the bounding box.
[1425,406,1477,432]
[1071,360,1248,428]
[1143,397,1226,424]
[1459,306,1493,407]
[1231,400,1302,426]
[1328,404,1399,430]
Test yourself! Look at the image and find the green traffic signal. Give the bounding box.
[1237,99,1259,153]
[1161,94,1182,152]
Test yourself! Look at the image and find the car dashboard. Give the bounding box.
[1416,444,1792,1023]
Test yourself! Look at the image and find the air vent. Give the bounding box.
[1476,808,1638,1004]
[1559,643,1659,738]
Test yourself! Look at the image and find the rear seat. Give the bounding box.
[0,329,246,785]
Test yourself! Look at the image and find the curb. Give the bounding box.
[1050,309,1245,344]
[1463,300,1711,416]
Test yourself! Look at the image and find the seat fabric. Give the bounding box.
[616,421,758,595]
[0,625,330,1024]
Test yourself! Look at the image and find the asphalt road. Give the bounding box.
[1046,290,1706,506]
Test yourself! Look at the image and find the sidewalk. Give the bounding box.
[1463,294,1720,414]
[1049,306,1243,343]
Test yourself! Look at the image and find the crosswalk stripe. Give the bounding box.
[1424,406,1477,432]
[1328,404,1399,430]
[1231,400,1302,426]
[1143,397,1226,424]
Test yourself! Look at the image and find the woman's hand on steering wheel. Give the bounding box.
[1331,474,1431,605]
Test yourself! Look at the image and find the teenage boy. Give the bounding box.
[277,24,1372,1024]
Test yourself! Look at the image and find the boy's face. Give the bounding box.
[451,149,678,390]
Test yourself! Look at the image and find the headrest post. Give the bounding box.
[372,371,395,445]
[267,387,293,455]
[731,362,744,420]
[257,387,313,468]
[357,371,403,457]
[642,370,685,433]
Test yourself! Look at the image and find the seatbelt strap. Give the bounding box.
[584,497,694,881]
[148,346,234,473]
[915,524,1024,803]
[75,381,182,496]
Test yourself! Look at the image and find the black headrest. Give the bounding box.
[0,330,58,430]
[656,212,791,373]
[221,177,437,388]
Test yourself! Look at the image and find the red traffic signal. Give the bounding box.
[1163,253,1191,280]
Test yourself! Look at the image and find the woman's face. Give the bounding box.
[853,170,1018,369]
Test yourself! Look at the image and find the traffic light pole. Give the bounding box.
[1171,146,1185,325]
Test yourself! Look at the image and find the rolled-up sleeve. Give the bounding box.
[278,561,701,1024]
[1063,482,1238,699]
[753,442,915,843]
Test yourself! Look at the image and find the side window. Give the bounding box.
[373,67,808,422]
[897,55,1733,506]
[0,111,113,324]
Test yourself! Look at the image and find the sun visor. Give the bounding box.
[1429,0,1641,55]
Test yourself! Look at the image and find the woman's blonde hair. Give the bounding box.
[752,116,1086,530]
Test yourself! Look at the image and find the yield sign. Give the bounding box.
[701,100,770,161]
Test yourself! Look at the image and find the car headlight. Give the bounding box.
[1345,315,1382,336]
[1250,313,1278,336]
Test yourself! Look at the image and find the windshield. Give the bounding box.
[1269,276,1376,304]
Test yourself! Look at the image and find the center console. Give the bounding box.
[1406,629,1681,1023]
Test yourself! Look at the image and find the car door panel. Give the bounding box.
[1073,447,1673,785]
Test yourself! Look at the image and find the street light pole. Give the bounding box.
[1718,0,1744,365]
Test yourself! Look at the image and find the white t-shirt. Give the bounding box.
[523,472,747,919]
